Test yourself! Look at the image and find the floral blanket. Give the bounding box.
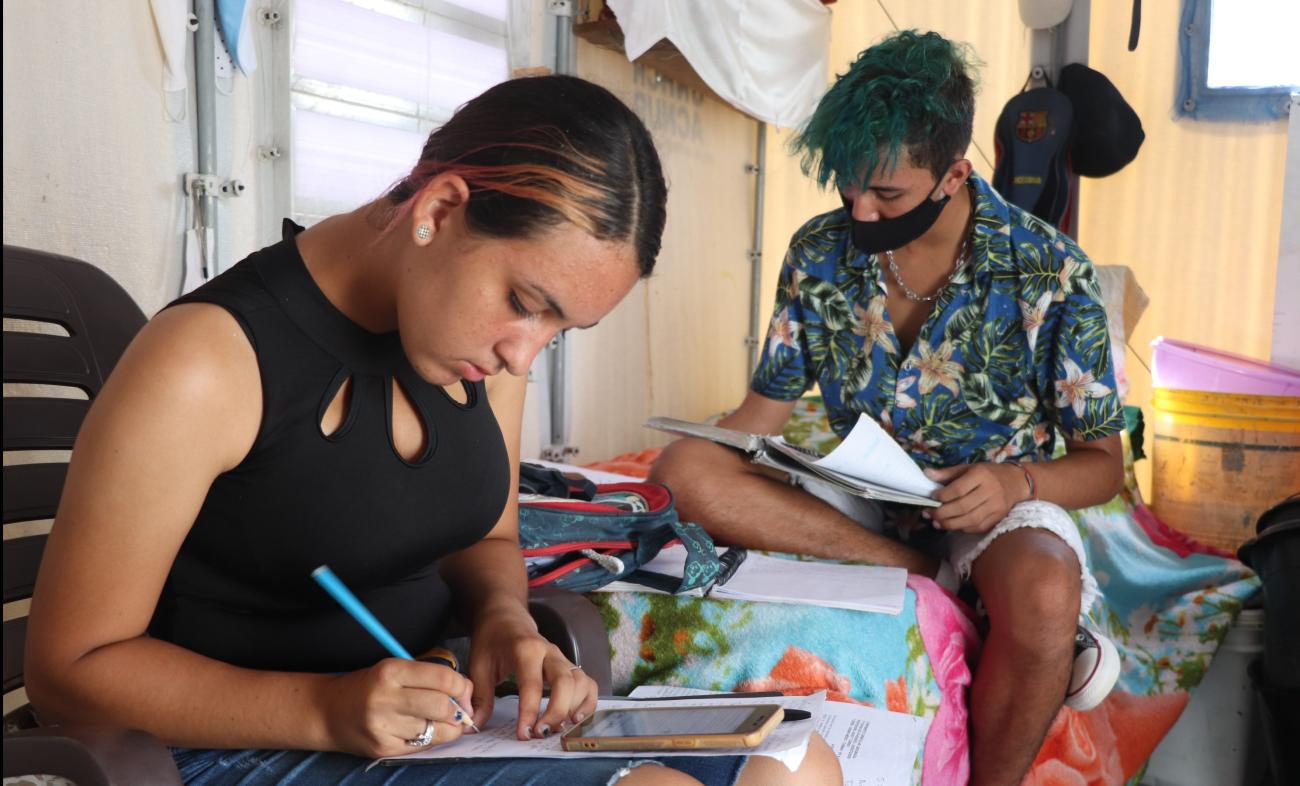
[583,398,1259,785]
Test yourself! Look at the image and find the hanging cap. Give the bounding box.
[992,86,1074,228]
[1019,0,1074,29]
[1058,63,1145,177]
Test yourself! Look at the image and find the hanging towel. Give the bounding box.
[216,0,258,75]
[606,0,830,128]
[150,0,191,93]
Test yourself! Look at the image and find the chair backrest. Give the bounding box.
[3,245,147,725]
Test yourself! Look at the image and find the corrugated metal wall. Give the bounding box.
[757,0,1032,422]
[4,2,1288,480]
[569,1,1061,462]
[1079,2,1288,496]
[1,4,263,318]
[565,40,760,461]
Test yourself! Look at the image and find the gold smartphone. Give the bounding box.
[560,704,784,752]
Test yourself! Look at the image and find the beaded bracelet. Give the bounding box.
[1006,460,1038,501]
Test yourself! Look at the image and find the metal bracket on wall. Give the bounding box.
[539,444,581,462]
[546,0,574,16]
[184,174,246,198]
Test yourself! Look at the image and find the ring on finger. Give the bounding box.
[569,664,583,673]
[406,718,435,747]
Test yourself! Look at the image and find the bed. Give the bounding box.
[563,266,1260,785]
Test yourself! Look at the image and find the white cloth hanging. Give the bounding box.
[606,0,830,129]
[150,0,191,93]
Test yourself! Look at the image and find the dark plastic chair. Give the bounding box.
[2,244,611,783]
[528,589,613,694]
[3,244,179,784]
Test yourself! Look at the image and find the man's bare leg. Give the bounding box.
[967,528,1082,786]
[652,437,937,575]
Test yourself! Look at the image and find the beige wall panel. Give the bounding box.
[1079,2,1287,496]
[759,124,841,384]
[570,41,759,461]
[2,3,262,317]
[824,0,1029,181]
[759,2,1030,392]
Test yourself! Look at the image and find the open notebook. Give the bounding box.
[645,413,941,507]
[596,543,908,616]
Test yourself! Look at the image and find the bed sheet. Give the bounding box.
[571,397,1259,785]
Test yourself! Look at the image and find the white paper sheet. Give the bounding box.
[597,545,907,615]
[376,691,824,769]
[814,699,930,786]
[812,414,941,499]
[710,552,907,615]
[627,686,929,786]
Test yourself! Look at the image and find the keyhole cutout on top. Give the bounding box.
[390,376,430,463]
[441,381,469,405]
[319,374,355,438]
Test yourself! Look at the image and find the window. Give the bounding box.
[1178,0,1300,121]
[289,0,508,225]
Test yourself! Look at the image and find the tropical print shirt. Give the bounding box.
[752,173,1124,468]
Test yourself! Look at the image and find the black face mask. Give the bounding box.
[842,179,950,254]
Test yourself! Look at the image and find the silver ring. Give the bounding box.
[406,718,435,747]
[569,665,583,672]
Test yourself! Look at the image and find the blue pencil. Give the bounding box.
[311,565,479,731]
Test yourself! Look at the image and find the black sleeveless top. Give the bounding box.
[148,220,510,673]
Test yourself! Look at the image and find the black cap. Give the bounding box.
[1058,63,1145,177]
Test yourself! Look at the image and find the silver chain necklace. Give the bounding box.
[885,239,969,303]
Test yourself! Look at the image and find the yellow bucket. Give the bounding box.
[1150,388,1300,553]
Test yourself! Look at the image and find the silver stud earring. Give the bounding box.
[415,224,431,240]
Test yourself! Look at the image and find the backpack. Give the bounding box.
[517,463,724,594]
[993,82,1075,231]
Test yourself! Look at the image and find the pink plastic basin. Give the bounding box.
[1150,337,1300,396]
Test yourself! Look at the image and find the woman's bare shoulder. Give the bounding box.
[85,302,263,471]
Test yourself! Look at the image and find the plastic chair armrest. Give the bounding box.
[3,725,182,786]
[528,589,613,695]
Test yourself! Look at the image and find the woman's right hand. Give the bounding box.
[321,658,475,758]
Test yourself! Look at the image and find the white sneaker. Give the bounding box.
[1065,625,1120,711]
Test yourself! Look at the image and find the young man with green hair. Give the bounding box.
[653,30,1125,786]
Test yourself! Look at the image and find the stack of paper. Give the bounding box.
[376,691,827,770]
[597,544,908,616]
[709,552,907,615]
[627,686,929,786]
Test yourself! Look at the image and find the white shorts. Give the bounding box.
[797,477,1100,616]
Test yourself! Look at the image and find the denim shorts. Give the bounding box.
[172,747,748,786]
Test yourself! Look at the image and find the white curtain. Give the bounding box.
[607,0,830,128]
